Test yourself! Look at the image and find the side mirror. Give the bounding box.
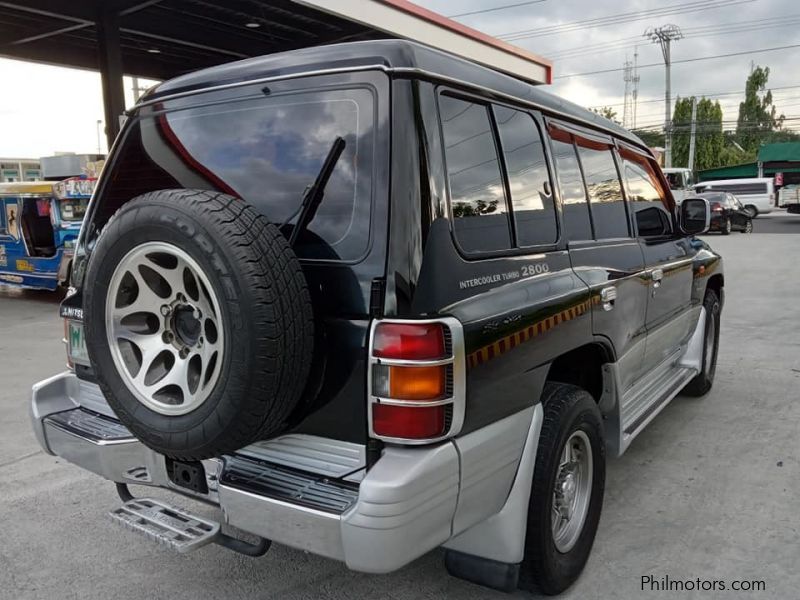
[679,197,710,235]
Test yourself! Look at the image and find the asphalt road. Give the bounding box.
[2,214,799,599]
[745,208,800,234]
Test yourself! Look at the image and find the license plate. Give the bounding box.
[67,321,90,365]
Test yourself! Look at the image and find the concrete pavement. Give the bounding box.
[1,225,799,599]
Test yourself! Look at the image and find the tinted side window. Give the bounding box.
[493,106,557,246]
[550,137,592,241]
[101,88,376,261]
[576,143,628,239]
[440,95,511,253]
[621,155,672,238]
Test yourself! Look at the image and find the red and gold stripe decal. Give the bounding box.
[467,298,593,368]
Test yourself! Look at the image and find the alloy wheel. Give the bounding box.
[105,242,224,416]
[552,430,594,553]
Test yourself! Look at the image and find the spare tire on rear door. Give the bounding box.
[83,189,314,460]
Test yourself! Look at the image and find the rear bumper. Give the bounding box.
[31,372,531,572]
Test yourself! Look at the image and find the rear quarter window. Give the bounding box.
[99,87,376,262]
[439,94,512,254]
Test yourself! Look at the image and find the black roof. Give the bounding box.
[143,39,645,149]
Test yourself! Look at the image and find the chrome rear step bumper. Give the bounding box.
[30,372,476,572]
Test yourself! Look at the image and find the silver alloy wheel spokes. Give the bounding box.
[552,430,593,553]
[106,242,224,416]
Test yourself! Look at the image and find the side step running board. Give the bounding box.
[110,498,220,553]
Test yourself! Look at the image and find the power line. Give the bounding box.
[555,44,800,79]
[545,14,800,62]
[497,0,753,41]
[589,86,800,110]
[447,0,547,19]
[633,116,800,130]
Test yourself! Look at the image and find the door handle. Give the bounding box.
[600,286,617,311]
[651,268,664,288]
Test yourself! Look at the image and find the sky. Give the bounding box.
[0,0,798,158]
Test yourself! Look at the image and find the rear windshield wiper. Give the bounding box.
[286,136,346,247]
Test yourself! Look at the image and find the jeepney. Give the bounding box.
[0,177,95,290]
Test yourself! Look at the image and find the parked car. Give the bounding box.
[30,40,721,596]
[697,191,753,234]
[0,177,95,290]
[694,177,774,217]
[663,167,695,204]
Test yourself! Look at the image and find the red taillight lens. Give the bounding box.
[712,203,723,212]
[372,404,445,439]
[373,323,446,360]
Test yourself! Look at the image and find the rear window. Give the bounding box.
[100,88,376,262]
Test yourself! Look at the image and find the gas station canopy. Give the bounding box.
[0,0,551,145]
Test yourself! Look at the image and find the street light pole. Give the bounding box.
[645,24,682,168]
[688,96,698,171]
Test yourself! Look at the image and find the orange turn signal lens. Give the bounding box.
[373,365,446,400]
[387,365,445,400]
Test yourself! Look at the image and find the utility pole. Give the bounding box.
[131,76,149,103]
[645,24,683,168]
[687,96,698,171]
[632,47,640,130]
[96,120,103,154]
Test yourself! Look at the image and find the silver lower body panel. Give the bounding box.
[30,372,536,573]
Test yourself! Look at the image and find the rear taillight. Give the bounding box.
[712,203,723,212]
[368,318,465,443]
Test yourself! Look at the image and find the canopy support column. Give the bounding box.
[96,7,126,151]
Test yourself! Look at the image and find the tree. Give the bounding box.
[631,129,664,148]
[671,97,725,171]
[736,66,784,154]
[591,106,620,124]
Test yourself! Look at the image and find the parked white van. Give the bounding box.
[693,178,774,216]
[663,168,695,204]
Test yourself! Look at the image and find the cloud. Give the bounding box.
[1,0,797,157]
[420,0,800,128]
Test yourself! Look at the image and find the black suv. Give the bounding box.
[32,40,722,596]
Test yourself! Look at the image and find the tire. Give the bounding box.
[742,220,753,234]
[745,205,758,218]
[721,218,732,235]
[682,288,720,397]
[518,383,606,596]
[83,190,314,459]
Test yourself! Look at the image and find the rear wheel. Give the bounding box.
[518,383,605,595]
[683,288,720,397]
[721,218,732,235]
[84,190,314,459]
[745,205,758,218]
